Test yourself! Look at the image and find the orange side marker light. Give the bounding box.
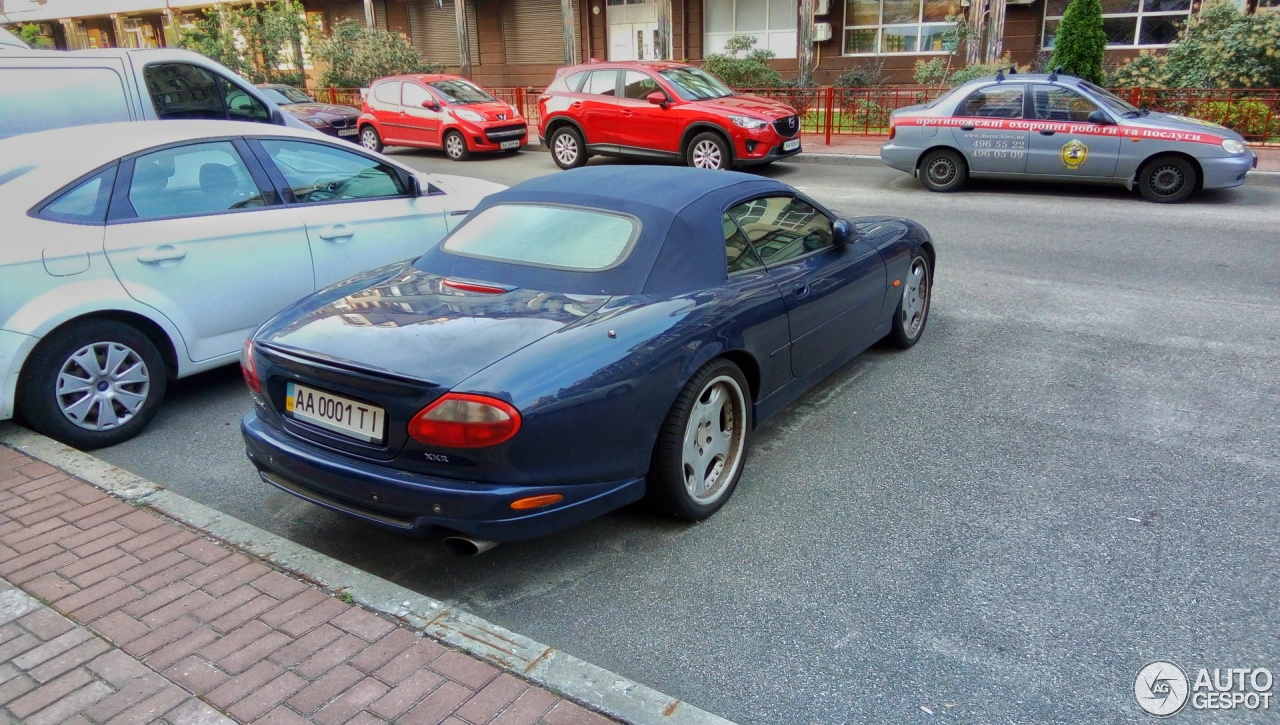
[511,494,564,510]
[893,279,902,287]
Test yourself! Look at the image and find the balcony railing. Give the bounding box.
[308,85,1280,146]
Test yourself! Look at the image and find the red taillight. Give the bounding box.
[408,393,521,448]
[240,339,261,394]
[442,278,509,295]
[888,120,896,141]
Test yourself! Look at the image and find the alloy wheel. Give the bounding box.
[553,133,579,166]
[361,128,379,151]
[681,375,747,504]
[691,139,724,169]
[901,257,930,340]
[55,341,151,431]
[445,134,465,159]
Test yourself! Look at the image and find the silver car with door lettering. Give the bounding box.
[0,121,503,449]
[881,71,1259,202]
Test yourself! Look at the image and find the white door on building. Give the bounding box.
[606,0,664,60]
[609,21,661,60]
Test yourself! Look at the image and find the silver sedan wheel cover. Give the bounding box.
[682,374,747,504]
[901,257,930,339]
[1149,164,1185,196]
[691,139,724,169]
[926,156,956,186]
[553,132,579,165]
[360,129,378,150]
[445,134,464,158]
[56,342,151,431]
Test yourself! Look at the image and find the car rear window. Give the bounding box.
[442,203,639,271]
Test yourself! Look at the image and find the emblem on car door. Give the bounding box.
[1060,139,1089,170]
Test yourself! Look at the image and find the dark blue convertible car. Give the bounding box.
[240,167,935,553]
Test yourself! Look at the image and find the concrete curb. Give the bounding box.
[0,422,735,725]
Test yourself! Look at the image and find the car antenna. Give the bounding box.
[1047,65,1063,82]
[995,68,1005,82]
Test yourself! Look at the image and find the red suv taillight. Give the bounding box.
[408,393,522,448]
[240,339,261,395]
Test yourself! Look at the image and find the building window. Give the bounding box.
[843,0,960,55]
[1042,0,1191,49]
[705,0,798,59]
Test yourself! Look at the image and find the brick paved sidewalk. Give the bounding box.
[0,445,616,725]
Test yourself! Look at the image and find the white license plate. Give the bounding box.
[783,138,801,152]
[286,382,384,443]
[337,128,358,136]
[500,140,520,149]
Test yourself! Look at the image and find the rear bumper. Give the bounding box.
[879,142,920,175]
[242,412,645,541]
[1200,151,1257,189]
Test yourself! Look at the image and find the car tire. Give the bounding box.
[443,131,471,161]
[919,149,967,192]
[550,126,587,170]
[885,252,932,349]
[648,358,752,521]
[17,320,167,450]
[687,131,732,170]
[360,126,383,153]
[1138,155,1197,203]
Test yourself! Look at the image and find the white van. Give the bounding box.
[0,45,311,139]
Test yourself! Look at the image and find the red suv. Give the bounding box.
[537,61,801,171]
[358,74,527,160]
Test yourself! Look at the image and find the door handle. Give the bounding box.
[570,101,583,108]
[960,124,975,131]
[136,246,187,264]
[791,281,809,297]
[318,225,354,241]
[621,110,634,117]
[1039,129,1056,136]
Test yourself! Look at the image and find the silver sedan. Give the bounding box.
[0,121,504,449]
[881,72,1258,202]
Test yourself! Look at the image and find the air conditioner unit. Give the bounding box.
[813,22,832,41]
[815,0,831,15]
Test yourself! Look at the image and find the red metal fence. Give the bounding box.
[310,85,1280,146]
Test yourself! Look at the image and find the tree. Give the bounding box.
[310,19,437,88]
[1047,0,1106,84]
[178,2,307,85]
[17,23,55,49]
[702,35,783,88]
[1109,0,1280,88]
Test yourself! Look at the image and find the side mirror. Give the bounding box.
[422,100,440,111]
[1087,109,1113,125]
[646,91,668,107]
[832,219,855,246]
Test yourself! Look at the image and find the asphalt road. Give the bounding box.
[93,147,1280,724]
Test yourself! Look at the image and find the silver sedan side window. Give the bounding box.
[127,142,263,220]
[1032,86,1099,123]
[958,85,1024,119]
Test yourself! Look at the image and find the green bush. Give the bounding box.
[311,19,440,88]
[1106,51,1171,88]
[949,55,1022,86]
[179,2,306,85]
[833,59,887,88]
[17,23,54,48]
[703,35,783,88]
[1048,0,1106,84]
[1110,0,1280,89]
[847,98,891,129]
[1190,99,1280,138]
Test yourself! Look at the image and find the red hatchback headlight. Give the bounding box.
[408,393,522,448]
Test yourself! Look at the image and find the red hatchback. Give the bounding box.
[358,74,527,160]
[537,61,801,171]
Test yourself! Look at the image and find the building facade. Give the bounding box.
[4,0,1277,87]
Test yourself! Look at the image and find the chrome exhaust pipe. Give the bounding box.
[441,536,500,556]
